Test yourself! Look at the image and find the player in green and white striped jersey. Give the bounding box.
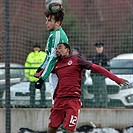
[34,8,68,90]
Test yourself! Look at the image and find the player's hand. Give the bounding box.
[34,69,44,78]
[120,79,129,86]
[35,78,44,89]
[34,72,40,78]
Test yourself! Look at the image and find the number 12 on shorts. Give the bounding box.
[69,115,77,126]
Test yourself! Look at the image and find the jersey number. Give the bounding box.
[70,115,77,125]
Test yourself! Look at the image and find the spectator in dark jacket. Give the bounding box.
[91,42,110,108]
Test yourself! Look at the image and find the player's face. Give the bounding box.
[56,44,69,58]
[45,15,59,31]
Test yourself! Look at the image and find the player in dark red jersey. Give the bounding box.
[43,43,129,133]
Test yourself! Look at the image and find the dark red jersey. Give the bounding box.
[53,55,122,99]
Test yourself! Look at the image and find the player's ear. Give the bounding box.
[66,48,70,54]
[56,21,61,26]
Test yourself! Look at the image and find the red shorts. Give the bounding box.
[48,97,81,131]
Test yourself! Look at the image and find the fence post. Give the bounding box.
[4,0,11,133]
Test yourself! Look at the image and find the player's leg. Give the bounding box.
[47,126,58,133]
[63,98,81,132]
[48,98,65,131]
[66,130,74,133]
[49,73,58,104]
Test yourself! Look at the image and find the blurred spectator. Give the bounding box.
[72,47,80,56]
[91,42,110,108]
[72,46,85,58]
[24,43,47,107]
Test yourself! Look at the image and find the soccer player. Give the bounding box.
[34,8,68,90]
[41,43,128,133]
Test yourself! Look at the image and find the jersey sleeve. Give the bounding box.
[77,56,93,69]
[90,64,122,84]
[40,29,68,80]
[41,47,57,80]
[39,54,49,69]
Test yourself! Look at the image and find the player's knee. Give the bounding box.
[47,126,57,133]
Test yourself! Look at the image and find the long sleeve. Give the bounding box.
[41,48,57,80]
[39,54,49,69]
[40,27,68,80]
[90,64,122,84]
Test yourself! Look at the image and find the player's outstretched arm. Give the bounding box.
[119,79,129,86]
[90,64,129,86]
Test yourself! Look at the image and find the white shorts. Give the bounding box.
[49,73,58,104]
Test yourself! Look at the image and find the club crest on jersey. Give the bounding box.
[68,60,72,65]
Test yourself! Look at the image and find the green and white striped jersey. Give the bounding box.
[40,27,68,80]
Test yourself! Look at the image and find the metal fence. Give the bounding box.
[1,0,133,133]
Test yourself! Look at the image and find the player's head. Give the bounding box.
[44,8,65,31]
[56,43,71,58]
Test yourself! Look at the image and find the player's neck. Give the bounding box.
[54,26,61,30]
[61,54,70,59]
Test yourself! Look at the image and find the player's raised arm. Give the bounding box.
[90,64,129,86]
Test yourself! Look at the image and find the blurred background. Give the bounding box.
[1,1,133,132]
[0,0,133,63]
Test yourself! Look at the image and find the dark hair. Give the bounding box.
[72,47,80,53]
[57,43,71,53]
[44,8,65,24]
[33,42,41,48]
[95,42,104,47]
